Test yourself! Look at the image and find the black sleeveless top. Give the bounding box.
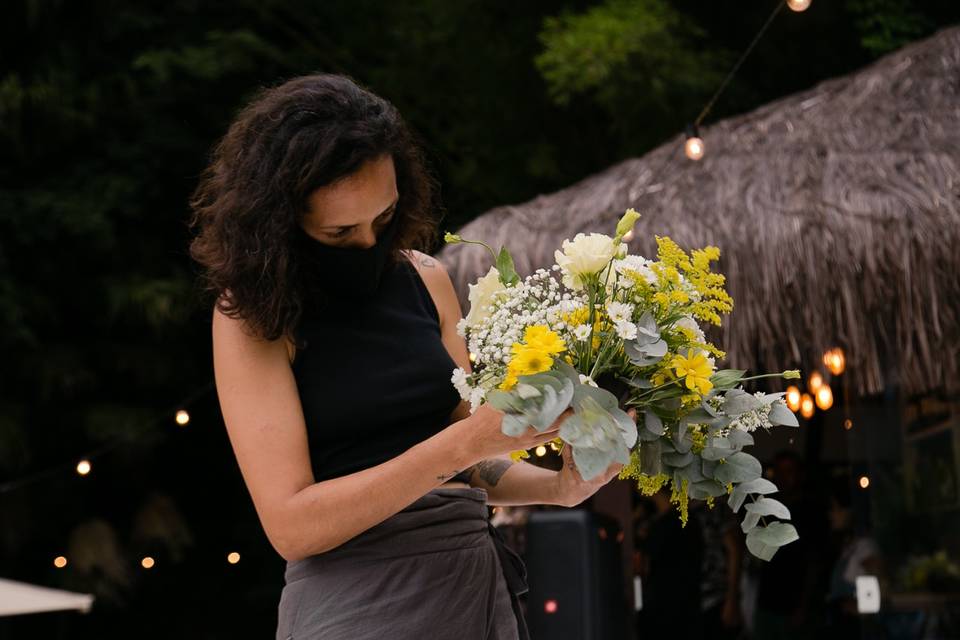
[291,253,463,482]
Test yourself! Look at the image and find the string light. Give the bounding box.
[175,410,190,426]
[684,124,705,161]
[859,476,870,489]
[800,394,815,419]
[468,352,477,363]
[786,385,802,412]
[787,0,811,12]
[76,460,91,476]
[843,418,853,430]
[808,371,824,392]
[54,556,68,568]
[535,445,547,457]
[815,385,834,411]
[141,557,155,569]
[823,348,846,376]
[227,552,241,565]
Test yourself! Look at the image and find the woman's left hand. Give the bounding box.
[553,408,636,508]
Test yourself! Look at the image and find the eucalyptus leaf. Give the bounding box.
[662,451,694,468]
[688,480,727,500]
[722,389,765,416]
[741,511,762,533]
[744,497,792,520]
[769,402,800,427]
[745,522,799,561]
[726,429,755,449]
[727,477,779,512]
[713,452,763,484]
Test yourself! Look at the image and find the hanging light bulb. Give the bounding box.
[141,557,155,569]
[227,552,241,565]
[175,409,190,426]
[859,475,870,489]
[684,124,705,161]
[787,0,811,11]
[54,556,68,568]
[800,394,815,419]
[76,459,91,476]
[815,385,834,411]
[843,418,853,430]
[822,348,846,376]
[786,385,802,412]
[808,371,824,393]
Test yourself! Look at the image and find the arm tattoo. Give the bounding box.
[437,469,462,481]
[418,255,437,268]
[474,459,513,487]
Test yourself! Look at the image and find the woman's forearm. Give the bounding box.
[276,419,477,562]
[467,454,564,507]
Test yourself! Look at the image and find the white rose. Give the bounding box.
[465,266,506,326]
[553,233,619,290]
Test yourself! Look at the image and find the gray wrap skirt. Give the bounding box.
[275,486,530,640]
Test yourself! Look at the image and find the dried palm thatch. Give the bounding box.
[439,26,960,398]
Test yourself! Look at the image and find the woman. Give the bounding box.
[188,73,625,639]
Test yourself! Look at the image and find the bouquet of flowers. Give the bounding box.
[445,209,801,560]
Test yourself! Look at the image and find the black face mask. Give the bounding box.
[293,212,401,303]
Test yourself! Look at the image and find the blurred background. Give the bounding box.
[1,1,958,638]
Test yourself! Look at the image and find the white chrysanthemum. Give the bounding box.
[553,233,620,290]
[612,255,656,287]
[606,301,634,323]
[573,324,592,341]
[614,320,638,341]
[579,374,598,387]
[465,266,506,327]
[451,367,471,400]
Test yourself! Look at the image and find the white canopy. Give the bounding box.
[0,578,94,616]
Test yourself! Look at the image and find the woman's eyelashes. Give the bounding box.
[327,209,395,240]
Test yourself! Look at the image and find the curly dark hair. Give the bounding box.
[187,73,442,344]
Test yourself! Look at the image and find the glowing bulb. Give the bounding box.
[54,556,68,568]
[843,418,853,430]
[175,410,190,426]
[859,475,870,489]
[787,0,811,11]
[815,385,834,411]
[800,394,815,419]
[535,445,547,457]
[685,136,705,161]
[823,348,846,376]
[544,599,558,614]
[786,386,802,412]
[468,352,477,363]
[141,557,155,569]
[808,371,823,392]
[227,552,240,564]
[76,460,91,476]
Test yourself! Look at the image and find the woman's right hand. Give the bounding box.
[460,403,572,462]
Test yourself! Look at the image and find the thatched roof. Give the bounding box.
[439,26,960,398]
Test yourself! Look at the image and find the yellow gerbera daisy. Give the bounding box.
[672,349,714,395]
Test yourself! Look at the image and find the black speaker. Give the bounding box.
[524,509,628,640]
